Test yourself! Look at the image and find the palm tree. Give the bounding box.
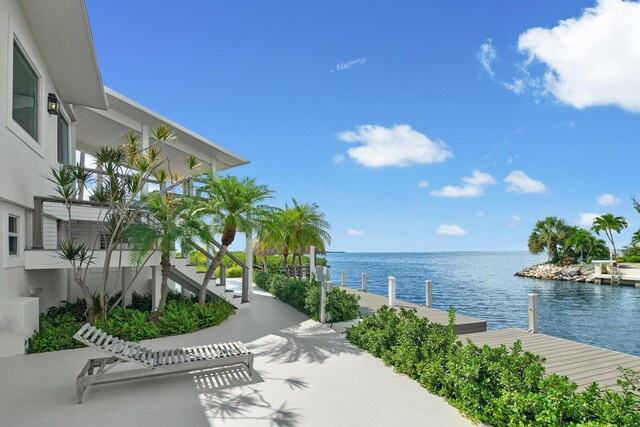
[197,174,273,305]
[128,191,210,311]
[563,228,609,263]
[528,216,570,262]
[591,214,628,259]
[286,199,331,279]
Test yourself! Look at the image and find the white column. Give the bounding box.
[528,293,538,333]
[362,272,367,292]
[342,270,346,287]
[388,276,396,307]
[425,280,432,308]
[121,267,131,307]
[245,233,254,294]
[309,246,316,281]
[151,266,162,311]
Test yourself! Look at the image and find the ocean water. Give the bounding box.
[325,252,640,356]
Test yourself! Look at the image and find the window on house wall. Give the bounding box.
[57,115,69,164]
[8,216,19,256]
[12,42,39,141]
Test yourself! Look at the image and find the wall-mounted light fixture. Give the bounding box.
[47,93,59,115]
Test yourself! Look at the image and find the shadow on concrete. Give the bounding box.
[253,322,362,365]
[200,385,302,426]
[192,365,263,392]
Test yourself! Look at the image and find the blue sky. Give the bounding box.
[86,0,640,252]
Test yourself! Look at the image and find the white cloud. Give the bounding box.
[509,215,522,228]
[338,124,453,168]
[463,170,496,186]
[436,224,467,236]
[431,184,484,198]
[477,39,497,76]
[418,180,430,188]
[504,170,546,194]
[347,229,366,236]
[503,79,525,94]
[475,210,485,217]
[332,154,345,164]
[516,0,640,112]
[577,212,601,227]
[333,57,367,72]
[597,193,620,206]
[431,170,495,198]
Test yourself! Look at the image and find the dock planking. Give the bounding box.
[342,287,487,334]
[461,329,640,390]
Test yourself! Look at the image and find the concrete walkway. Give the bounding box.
[0,287,472,427]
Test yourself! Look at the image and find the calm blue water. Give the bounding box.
[325,252,640,356]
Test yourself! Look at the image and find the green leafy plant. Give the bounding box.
[345,305,640,426]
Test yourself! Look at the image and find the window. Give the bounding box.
[57,115,69,164]
[8,216,19,256]
[12,42,39,141]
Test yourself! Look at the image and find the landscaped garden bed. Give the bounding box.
[254,271,360,322]
[26,291,234,354]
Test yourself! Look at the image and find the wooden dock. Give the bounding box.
[462,329,640,390]
[342,288,487,334]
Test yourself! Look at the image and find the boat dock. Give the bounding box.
[339,283,639,390]
[462,329,640,390]
[342,287,487,334]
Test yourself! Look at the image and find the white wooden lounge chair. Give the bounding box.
[73,323,253,403]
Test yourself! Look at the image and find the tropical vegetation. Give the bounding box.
[346,305,640,426]
[254,272,360,322]
[26,291,234,354]
[527,216,609,264]
[591,213,628,259]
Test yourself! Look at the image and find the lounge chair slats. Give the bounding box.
[73,323,253,403]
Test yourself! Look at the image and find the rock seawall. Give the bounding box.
[515,264,595,283]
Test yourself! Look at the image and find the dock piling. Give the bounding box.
[342,270,346,287]
[425,280,432,308]
[388,276,396,307]
[528,293,538,333]
[362,272,367,292]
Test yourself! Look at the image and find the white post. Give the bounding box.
[425,280,432,308]
[528,293,538,333]
[151,266,162,310]
[388,276,396,307]
[245,233,254,294]
[342,270,346,287]
[362,272,367,292]
[317,267,327,323]
[324,267,331,290]
[310,245,316,281]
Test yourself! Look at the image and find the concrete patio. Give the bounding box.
[0,287,472,426]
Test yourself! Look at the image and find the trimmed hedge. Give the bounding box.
[255,272,360,322]
[346,306,640,426]
[26,291,235,354]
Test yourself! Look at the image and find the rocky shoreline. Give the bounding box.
[515,263,595,283]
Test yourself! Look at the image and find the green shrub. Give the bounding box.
[27,293,235,354]
[226,265,243,278]
[254,271,270,287]
[257,272,359,322]
[26,313,84,354]
[345,306,640,426]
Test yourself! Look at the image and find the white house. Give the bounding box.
[0,0,248,356]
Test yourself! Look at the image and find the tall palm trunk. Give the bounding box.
[283,253,289,278]
[262,256,267,272]
[158,254,171,310]
[199,227,236,305]
[199,245,227,304]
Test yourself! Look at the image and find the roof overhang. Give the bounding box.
[19,0,107,109]
[75,87,249,174]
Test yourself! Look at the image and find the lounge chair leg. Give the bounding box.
[246,354,254,376]
[76,378,86,404]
